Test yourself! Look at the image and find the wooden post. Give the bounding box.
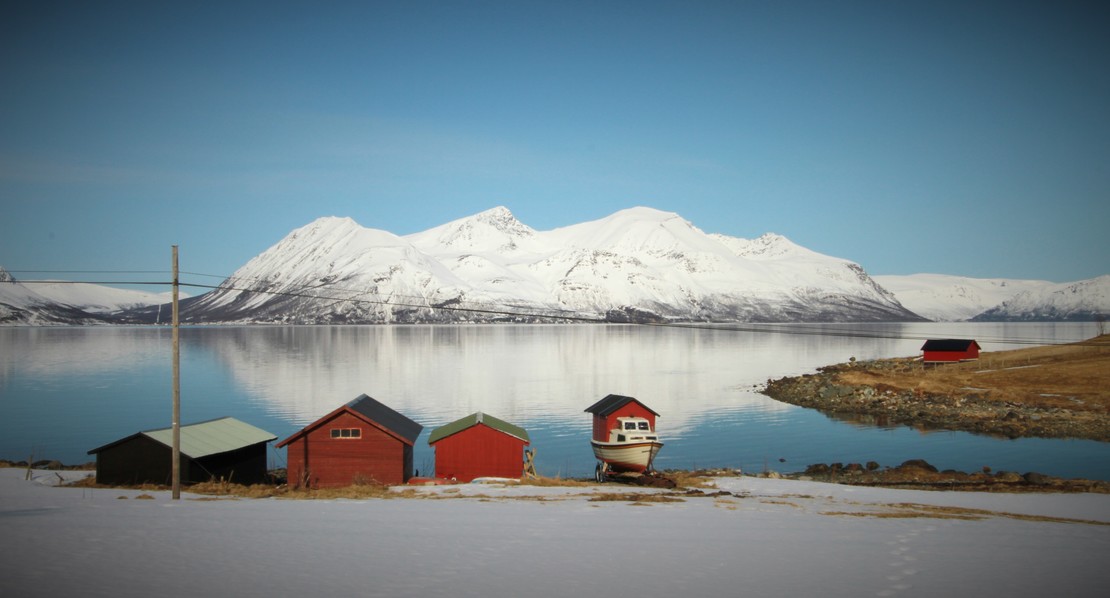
[172,246,181,500]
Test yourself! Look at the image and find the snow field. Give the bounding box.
[2,469,1107,597]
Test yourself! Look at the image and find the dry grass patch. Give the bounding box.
[823,502,1110,525]
[759,499,803,509]
[520,476,593,488]
[588,492,686,504]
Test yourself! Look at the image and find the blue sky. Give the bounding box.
[2,1,1107,285]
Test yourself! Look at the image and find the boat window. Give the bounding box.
[624,422,637,430]
[646,436,656,440]
[617,434,626,442]
[638,422,650,430]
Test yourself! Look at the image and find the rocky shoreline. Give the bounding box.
[779,459,1110,493]
[761,359,1110,442]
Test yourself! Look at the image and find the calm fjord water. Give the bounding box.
[1,323,1105,480]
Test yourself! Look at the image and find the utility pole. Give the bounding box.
[171,246,181,500]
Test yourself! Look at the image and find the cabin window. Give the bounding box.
[617,434,626,442]
[638,422,650,430]
[624,422,636,430]
[330,428,362,439]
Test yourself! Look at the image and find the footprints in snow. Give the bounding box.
[876,525,936,596]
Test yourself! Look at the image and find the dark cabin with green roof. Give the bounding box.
[428,412,530,482]
[87,417,277,486]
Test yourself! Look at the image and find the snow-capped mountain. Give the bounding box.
[873,274,1056,322]
[873,273,1110,321]
[171,207,923,324]
[1,266,186,325]
[971,275,1110,321]
[0,268,106,325]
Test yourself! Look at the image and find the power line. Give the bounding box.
[3,270,169,275]
[10,280,173,286]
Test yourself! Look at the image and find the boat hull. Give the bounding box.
[590,440,664,473]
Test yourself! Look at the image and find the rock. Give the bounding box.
[898,459,938,473]
[1022,471,1053,485]
[994,471,1023,483]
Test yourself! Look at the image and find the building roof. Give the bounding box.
[88,417,277,458]
[428,412,530,445]
[583,394,660,417]
[275,393,423,448]
[920,339,981,352]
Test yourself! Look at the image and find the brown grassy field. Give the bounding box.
[836,334,1110,413]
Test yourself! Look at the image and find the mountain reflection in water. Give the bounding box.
[1,323,1105,480]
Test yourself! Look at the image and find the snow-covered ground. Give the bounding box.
[2,468,1107,597]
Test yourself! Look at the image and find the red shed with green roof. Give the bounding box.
[428,412,530,482]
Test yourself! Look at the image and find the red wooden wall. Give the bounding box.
[592,402,657,442]
[285,411,410,488]
[923,346,980,362]
[432,424,528,482]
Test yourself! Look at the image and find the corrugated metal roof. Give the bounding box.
[583,394,660,417]
[346,394,424,444]
[921,339,980,352]
[142,417,277,459]
[428,412,530,445]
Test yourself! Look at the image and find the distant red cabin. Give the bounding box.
[276,394,423,488]
[584,394,660,442]
[921,339,981,363]
[428,412,530,482]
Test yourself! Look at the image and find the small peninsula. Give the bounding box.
[762,335,1110,442]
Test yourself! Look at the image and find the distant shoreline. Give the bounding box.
[761,335,1110,442]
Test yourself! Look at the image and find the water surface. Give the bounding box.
[1,322,1104,480]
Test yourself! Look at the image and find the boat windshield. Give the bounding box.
[623,422,637,430]
[638,422,650,430]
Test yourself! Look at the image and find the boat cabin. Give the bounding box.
[605,417,659,444]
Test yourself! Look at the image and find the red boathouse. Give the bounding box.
[428,412,530,482]
[276,394,423,488]
[584,394,659,443]
[921,339,981,363]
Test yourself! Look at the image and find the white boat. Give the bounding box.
[591,416,663,479]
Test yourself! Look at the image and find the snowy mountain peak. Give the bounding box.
[407,206,539,254]
[549,206,718,256]
[713,232,816,261]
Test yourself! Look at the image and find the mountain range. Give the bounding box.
[2,207,1107,325]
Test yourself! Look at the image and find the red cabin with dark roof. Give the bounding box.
[921,339,981,363]
[584,394,659,443]
[276,394,423,488]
